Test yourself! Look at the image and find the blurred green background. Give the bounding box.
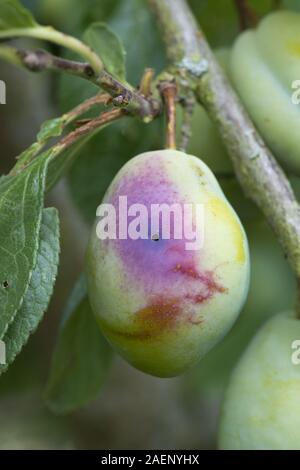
[0,0,298,450]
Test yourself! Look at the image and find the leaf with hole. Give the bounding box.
[0,155,49,339]
[0,207,60,375]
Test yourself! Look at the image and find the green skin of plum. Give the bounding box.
[230,11,300,174]
[86,150,250,377]
[219,311,300,450]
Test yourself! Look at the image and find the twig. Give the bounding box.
[234,0,258,30]
[0,25,103,73]
[18,48,95,77]
[159,81,177,150]
[11,48,160,120]
[59,108,123,148]
[10,93,112,175]
[98,69,160,119]
[11,108,124,179]
[65,93,111,122]
[149,0,300,296]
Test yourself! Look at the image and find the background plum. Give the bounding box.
[218,312,300,450]
[230,11,300,173]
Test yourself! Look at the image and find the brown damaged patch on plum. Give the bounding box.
[172,263,227,301]
[101,269,226,342]
[99,299,182,342]
[134,298,181,334]
[131,268,226,338]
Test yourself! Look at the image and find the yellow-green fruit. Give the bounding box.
[230,11,300,173]
[219,312,300,450]
[86,150,250,377]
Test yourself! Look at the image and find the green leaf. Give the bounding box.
[45,275,113,414]
[12,110,109,192]
[10,86,122,192]
[15,117,69,171]
[40,124,114,192]
[37,117,66,142]
[0,155,49,339]
[0,1,102,71]
[45,134,92,192]
[46,119,119,192]
[0,0,37,31]
[0,174,10,188]
[83,22,126,81]
[0,207,60,375]
[109,0,166,83]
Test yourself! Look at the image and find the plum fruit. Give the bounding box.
[218,311,300,450]
[230,11,300,173]
[86,150,250,377]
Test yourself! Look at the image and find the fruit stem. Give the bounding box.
[159,80,177,150]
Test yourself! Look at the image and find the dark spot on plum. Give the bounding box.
[151,234,160,242]
[2,281,8,289]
